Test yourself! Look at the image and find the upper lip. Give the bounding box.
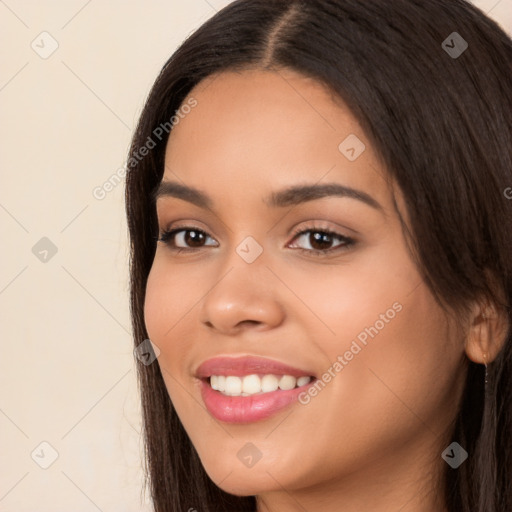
[195,356,316,379]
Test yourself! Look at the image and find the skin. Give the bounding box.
[143,68,499,512]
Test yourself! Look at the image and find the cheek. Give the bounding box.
[142,272,164,361]
[143,268,168,344]
[294,241,463,436]
[143,258,196,343]
[143,263,198,409]
[143,261,195,392]
[274,245,411,354]
[321,278,463,441]
[365,286,463,395]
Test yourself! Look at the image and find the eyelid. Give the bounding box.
[287,223,356,256]
[157,221,357,257]
[157,224,217,247]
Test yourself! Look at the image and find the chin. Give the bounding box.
[200,459,282,496]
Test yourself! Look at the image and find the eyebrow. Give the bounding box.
[152,180,383,211]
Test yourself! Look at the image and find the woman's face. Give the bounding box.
[144,69,467,506]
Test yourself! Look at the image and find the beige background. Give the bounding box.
[1,1,510,510]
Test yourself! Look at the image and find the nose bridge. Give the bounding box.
[199,236,285,332]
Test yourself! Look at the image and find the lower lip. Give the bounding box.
[199,378,314,423]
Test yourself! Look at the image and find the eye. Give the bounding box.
[287,226,355,256]
[157,224,356,257]
[157,226,218,252]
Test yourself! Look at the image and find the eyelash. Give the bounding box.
[156,224,356,257]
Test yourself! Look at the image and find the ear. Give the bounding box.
[464,298,510,364]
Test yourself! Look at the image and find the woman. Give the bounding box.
[125,1,512,510]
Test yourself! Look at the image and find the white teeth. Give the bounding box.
[297,376,311,387]
[209,374,312,396]
[242,374,261,394]
[225,375,242,396]
[261,374,279,393]
[278,375,296,390]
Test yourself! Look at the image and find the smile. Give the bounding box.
[196,356,317,423]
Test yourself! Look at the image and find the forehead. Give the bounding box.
[162,69,392,211]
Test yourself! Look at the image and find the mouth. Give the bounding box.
[196,356,317,423]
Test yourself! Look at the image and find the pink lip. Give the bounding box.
[196,356,316,423]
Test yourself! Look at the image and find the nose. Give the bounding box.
[200,257,285,335]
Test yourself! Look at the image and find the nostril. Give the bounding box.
[239,320,261,327]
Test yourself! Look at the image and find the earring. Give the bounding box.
[483,353,488,386]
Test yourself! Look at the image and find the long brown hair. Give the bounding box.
[125,1,512,510]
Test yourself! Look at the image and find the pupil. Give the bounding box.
[311,232,332,250]
[185,230,205,247]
